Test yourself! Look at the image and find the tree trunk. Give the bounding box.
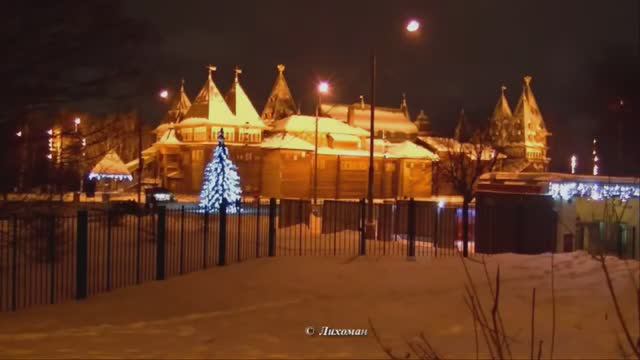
[462,199,470,257]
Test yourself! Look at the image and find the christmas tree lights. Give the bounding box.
[199,129,242,213]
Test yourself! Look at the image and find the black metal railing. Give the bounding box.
[0,198,470,312]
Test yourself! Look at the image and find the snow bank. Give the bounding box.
[0,252,637,359]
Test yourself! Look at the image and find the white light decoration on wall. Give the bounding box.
[548,182,640,201]
[88,173,133,181]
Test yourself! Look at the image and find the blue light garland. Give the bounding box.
[548,182,640,201]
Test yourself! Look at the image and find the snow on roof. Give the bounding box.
[89,149,132,181]
[322,102,418,134]
[480,172,640,186]
[273,115,369,137]
[225,75,266,129]
[417,136,503,160]
[328,133,361,143]
[261,134,314,151]
[387,141,439,160]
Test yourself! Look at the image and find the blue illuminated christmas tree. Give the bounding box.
[199,129,242,213]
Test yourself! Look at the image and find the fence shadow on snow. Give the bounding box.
[0,198,472,312]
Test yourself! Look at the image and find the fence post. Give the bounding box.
[408,198,416,259]
[255,197,261,258]
[11,215,17,311]
[268,198,276,257]
[218,199,227,266]
[48,215,56,304]
[237,199,242,262]
[359,198,366,256]
[76,210,88,300]
[156,206,166,281]
[180,205,185,275]
[203,209,209,268]
[136,212,141,284]
[106,209,112,291]
[434,203,440,257]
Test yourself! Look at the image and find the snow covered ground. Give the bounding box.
[0,252,637,359]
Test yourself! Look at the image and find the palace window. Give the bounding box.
[193,127,207,141]
[181,129,193,142]
[212,128,234,142]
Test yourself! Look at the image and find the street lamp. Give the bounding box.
[366,19,422,240]
[314,81,330,206]
[406,19,420,33]
[159,89,169,99]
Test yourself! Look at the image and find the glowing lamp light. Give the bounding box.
[159,89,169,99]
[47,129,53,136]
[406,19,420,32]
[570,155,577,174]
[438,200,445,209]
[46,154,52,160]
[317,81,329,94]
[16,131,22,137]
[74,117,81,125]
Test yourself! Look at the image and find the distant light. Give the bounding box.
[47,154,52,160]
[47,129,53,136]
[16,131,22,137]
[318,81,329,94]
[438,200,445,209]
[74,117,81,125]
[406,19,420,32]
[159,89,169,99]
[570,155,577,174]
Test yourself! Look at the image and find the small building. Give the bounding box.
[475,172,639,258]
[88,149,133,191]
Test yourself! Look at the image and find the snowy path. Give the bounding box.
[0,253,638,359]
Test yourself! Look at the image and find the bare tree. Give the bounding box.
[437,129,499,257]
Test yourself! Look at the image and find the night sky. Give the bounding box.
[125,0,639,171]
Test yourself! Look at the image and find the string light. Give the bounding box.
[548,182,640,202]
[88,173,133,181]
[199,129,242,213]
[592,138,599,175]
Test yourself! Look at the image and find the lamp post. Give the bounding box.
[314,81,330,206]
[365,19,421,239]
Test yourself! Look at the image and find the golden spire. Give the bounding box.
[207,65,217,79]
[234,66,242,83]
[277,64,285,73]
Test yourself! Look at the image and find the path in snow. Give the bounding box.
[0,252,638,359]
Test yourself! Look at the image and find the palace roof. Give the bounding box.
[488,86,513,148]
[157,127,182,145]
[225,69,266,129]
[181,67,240,127]
[510,76,550,148]
[163,79,192,124]
[261,64,297,125]
[321,102,418,135]
[89,149,132,181]
[273,115,370,137]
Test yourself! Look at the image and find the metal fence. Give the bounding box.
[0,198,470,312]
